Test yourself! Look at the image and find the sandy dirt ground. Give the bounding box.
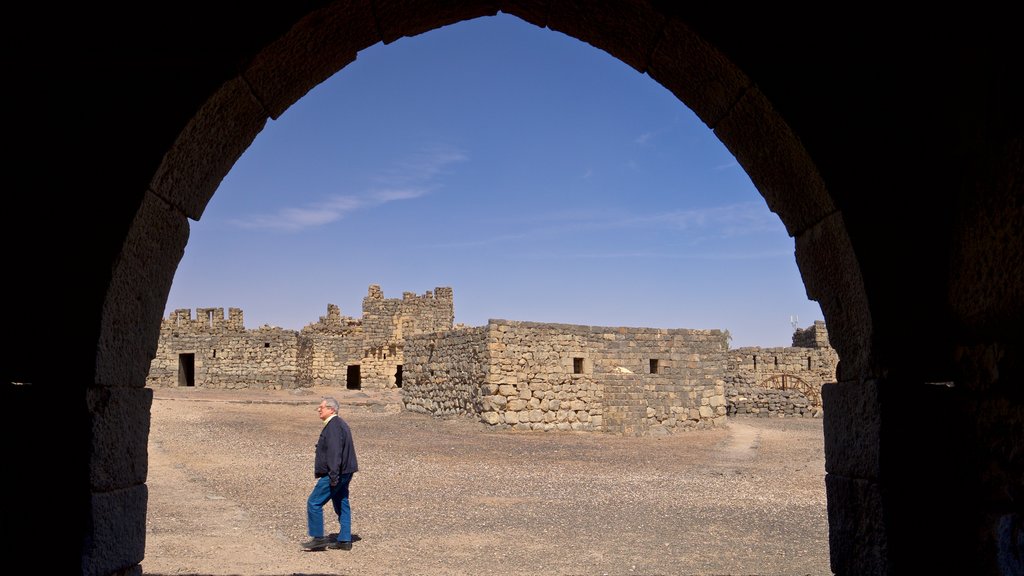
[142,386,833,576]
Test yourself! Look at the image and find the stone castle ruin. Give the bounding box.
[146,285,453,391]
[147,285,837,434]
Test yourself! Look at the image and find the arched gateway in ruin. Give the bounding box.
[5,4,1020,575]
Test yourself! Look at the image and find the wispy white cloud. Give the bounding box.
[230,146,466,232]
[524,201,780,237]
[634,131,654,145]
[631,202,781,237]
[515,248,792,260]
[373,146,468,187]
[427,201,785,251]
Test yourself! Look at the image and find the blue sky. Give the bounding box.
[164,13,824,348]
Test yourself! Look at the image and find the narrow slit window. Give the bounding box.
[573,357,584,374]
[650,359,659,374]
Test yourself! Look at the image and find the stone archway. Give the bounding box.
[8,4,1019,576]
[111,7,867,573]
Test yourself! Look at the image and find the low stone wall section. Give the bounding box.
[725,385,824,418]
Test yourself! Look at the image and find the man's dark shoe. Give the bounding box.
[300,536,331,551]
[328,540,353,550]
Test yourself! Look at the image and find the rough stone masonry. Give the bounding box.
[147,284,837,435]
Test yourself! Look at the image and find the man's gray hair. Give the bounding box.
[322,396,340,412]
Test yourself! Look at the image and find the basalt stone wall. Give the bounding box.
[603,372,728,436]
[298,332,364,387]
[791,319,830,348]
[402,319,729,434]
[402,325,488,416]
[146,308,300,389]
[724,347,837,406]
[361,284,454,349]
[725,385,822,418]
[297,303,364,388]
[148,286,456,391]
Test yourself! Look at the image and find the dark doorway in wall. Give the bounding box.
[395,365,403,388]
[347,365,361,390]
[178,353,195,387]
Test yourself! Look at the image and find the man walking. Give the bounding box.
[301,396,358,551]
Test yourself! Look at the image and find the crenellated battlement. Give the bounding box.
[148,285,455,391]
[166,307,246,332]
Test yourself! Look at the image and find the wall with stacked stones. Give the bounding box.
[298,304,364,388]
[792,319,831,348]
[148,286,456,391]
[401,319,729,434]
[604,372,729,436]
[146,308,300,389]
[724,346,838,405]
[358,284,456,388]
[721,321,837,415]
[401,325,488,416]
[725,386,823,418]
[361,284,454,349]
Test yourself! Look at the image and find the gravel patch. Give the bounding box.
[143,386,832,576]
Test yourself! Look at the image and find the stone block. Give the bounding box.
[89,386,153,491]
[83,485,147,576]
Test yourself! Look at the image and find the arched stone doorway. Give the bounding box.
[6,4,1019,576]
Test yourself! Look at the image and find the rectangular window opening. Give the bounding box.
[650,359,660,374]
[573,357,584,374]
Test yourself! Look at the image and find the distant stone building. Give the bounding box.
[147,285,838,433]
[724,320,839,417]
[401,319,730,435]
[145,285,453,390]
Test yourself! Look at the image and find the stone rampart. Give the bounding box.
[147,285,454,390]
[146,314,300,389]
[725,319,838,408]
[401,319,729,433]
[148,287,835,432]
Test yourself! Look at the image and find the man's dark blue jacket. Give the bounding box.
[314,415,358,486]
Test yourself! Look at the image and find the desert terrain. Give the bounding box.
[143,386,832,576]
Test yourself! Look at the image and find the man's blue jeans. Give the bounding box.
[307,473,353,541]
